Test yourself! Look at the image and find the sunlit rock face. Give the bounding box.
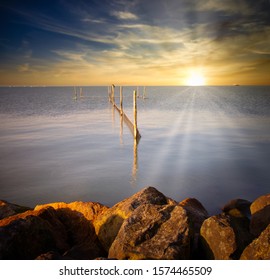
[250,194,270,237]
[35,201,108,259]
[94,186,177,252]
[200,213,253,260]
[109,204,191,260]
[240,224,270,260]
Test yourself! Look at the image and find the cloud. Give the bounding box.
[18,63,30,72]
[81,18,105,24]
[197,0,252,15]
[112,11,138,20]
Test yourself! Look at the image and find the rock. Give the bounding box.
[250,194,270,237]
[109,204,190,260]
[0,201,107,259]
[35,201,108,223]
[240,224,270,260]
[94,187,176,252]
[222,199,251,218]
[200,213,253,259]
[0,200,31,219]
[0,207,69,259]
[179,198,208,218]
[35,201,107,244]
[179,198,209,258]
[250,194,270,213]
[35,201,108,259]
[1,189,269,260]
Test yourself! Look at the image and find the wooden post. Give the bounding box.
[133,90,138,140]
[111,84,115,104]
[80,87,83,98]
[120,86,123,115]
[73,87,77,100]
[108,85,110,101]
[143,86,146,99]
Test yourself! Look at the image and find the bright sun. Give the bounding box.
[186,72,206,86]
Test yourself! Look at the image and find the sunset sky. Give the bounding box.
[0,0,270,86]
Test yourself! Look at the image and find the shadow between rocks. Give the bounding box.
[97,214,124,253]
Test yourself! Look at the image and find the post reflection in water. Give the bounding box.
[132,137,138,187]
[111,106,139,187]
[111,104,115,128]
[120,114,123,145]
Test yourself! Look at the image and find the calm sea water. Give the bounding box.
[0,86,269,214]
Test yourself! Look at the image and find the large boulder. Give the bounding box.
[35,201,108,259]
[240,224,270,260]
[250,194,270,237]
[0,201,108,260]
[35,201,107,245]
[0,207,69,259]
[200,213,253,259]
[109,204,191,260]
[94,187,176,251]
[0,200,31,219]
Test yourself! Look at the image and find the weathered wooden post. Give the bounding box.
[120,86,123,115]
[133,90,138,140]
[111,84,115,104]
[73,87,77,100]
[108,85,111,101]
[143,86,146,99]
[80,87,83,98]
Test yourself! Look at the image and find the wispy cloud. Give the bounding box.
[112,11,138,20]
[81,18,105,24]
[197,0,252,15]
[18,63,30,72]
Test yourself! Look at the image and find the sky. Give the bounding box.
[0,0,270,86]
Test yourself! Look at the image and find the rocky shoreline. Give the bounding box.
[0,187,269,260]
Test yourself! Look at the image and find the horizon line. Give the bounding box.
[1,84,270,87]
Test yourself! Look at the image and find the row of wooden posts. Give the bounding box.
[108,85,141,142]
[73,87,84,100]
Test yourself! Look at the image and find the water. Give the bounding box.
[0,86,269,214]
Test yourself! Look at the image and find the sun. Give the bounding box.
[186,72,206,86]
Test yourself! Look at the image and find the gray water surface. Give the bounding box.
[0,86,269,214]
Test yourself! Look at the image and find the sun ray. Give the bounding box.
[143,87,195,188]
